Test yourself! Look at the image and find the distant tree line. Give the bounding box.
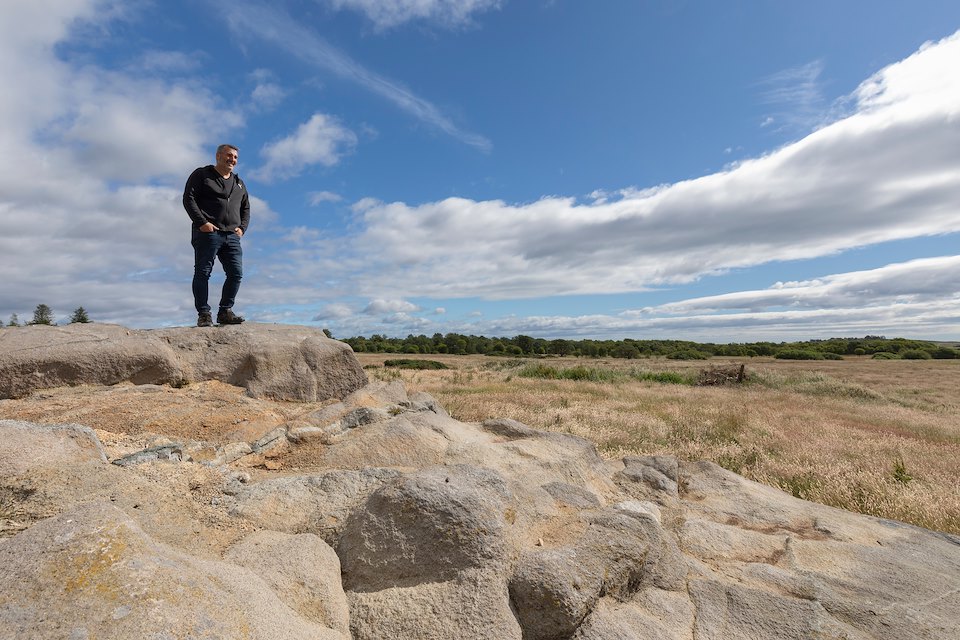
[343,333,960,360]
[3,304,90,327]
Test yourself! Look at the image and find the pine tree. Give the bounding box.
[70,307,91,323]
[30,304,55,325]
[7,313,19,327]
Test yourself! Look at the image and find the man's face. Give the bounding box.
[217,148,238,171]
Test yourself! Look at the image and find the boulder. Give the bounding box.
[0,323,182,399]
[0,322,367,402]
[154,323,367,402]
[338,465,514,591]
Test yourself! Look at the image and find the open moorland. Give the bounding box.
[357,353,960,535]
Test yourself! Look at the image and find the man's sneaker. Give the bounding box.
[197,312,213,327]
[217,308,245,325]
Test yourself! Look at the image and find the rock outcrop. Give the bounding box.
[0,322,367,401]
[1,324,958,639]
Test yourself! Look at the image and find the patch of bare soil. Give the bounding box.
[0,380,334,450]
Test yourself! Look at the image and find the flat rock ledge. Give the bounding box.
[0,322,367,402]
[1,359,959,638]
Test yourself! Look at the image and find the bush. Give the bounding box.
[666,349,709,360]
[517,363,561,379]
[383,359,449,370]
[930,346,960,359]
[900,349,932,360]
[871,352,898,360]
[775,349,824,360]
[822,352,844,360]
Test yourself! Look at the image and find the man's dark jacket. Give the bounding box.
[183,166,250,233]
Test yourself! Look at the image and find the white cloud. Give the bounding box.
[655,256,960,314]
[251,82,287,111]
[323,0,503,30]
[253,113,357,182]
[363,299,420,315]
[309,190,344,205]
[314,303,354,320]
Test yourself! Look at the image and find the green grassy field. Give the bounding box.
[358,353,960,534]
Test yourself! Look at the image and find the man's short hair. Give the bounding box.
[217,144,239,155]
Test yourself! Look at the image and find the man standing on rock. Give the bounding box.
[183,144,250,327]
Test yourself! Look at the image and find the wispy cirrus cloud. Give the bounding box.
[224,2,492,151]
[757,59,828,131]
[321,0,504,30]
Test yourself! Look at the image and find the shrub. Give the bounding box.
[900,349,932,360]
[871,352,898,360]
[822,352,844,360]
[775,349,824,360]
[930,346,960,359]
[666,349,709,360]
[383,359,449,370]
[517,363,561,379]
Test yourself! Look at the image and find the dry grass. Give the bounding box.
[358,353,960,534]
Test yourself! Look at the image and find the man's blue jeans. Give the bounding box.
[192,229,243,314]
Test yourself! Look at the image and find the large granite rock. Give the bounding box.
[0,322,366,401]
[1,340,958,639]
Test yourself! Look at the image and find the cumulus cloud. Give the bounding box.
[363,299,420,315]
[322,0,503,30]
[313,303,354,320]
[253,113,357,182]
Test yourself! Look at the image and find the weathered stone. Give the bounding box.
[0,324,183,399]
[0,502,346,639]
[111,443,185,466]
[153,323,367,402]
[542,481,602,509]
[231,468,401,544]
[347,568,521,640]
[341,406,391,429]
[482,417,539,439]
[225,530,351,635]
[0,420,107,476]
[615,455,680,501]
[0,322,367,402]
[338,465,514,591]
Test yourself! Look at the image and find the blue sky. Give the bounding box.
[3,0,960,341]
